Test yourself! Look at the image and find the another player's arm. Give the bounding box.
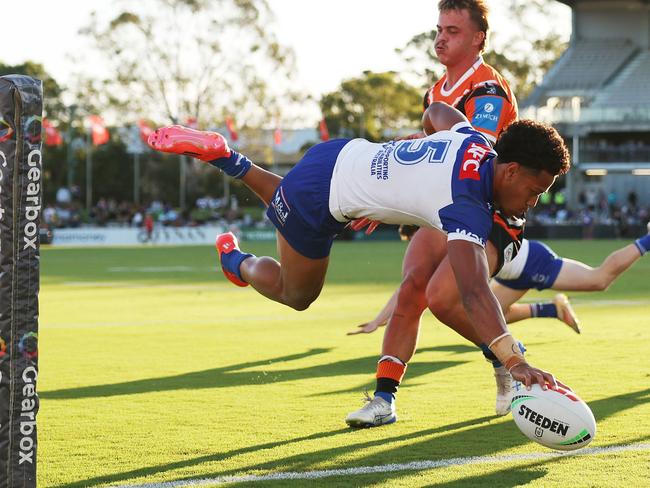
[446,239,558,389]
[422,102,469,135]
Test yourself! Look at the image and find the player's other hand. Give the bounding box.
[350,218,380,235]
[509,362,570,391]
[347,320,386,335]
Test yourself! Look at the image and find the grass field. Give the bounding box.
[38,240,650,487]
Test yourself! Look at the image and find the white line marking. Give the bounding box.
[110,442,650,487]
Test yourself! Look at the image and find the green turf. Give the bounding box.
[38,240,650,487]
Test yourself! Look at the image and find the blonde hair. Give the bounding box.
[438,0,489,52]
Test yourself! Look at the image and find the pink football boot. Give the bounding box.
[147,125,231,161]
[215,232,249,287]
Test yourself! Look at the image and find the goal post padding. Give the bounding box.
[0,75,43,488]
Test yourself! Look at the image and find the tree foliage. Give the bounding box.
[75,0,300,127]
[320,71,422,142]
[397,0,568,100]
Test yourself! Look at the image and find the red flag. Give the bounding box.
[273,127,282,146]
[43,118,63,146]
[138,119,154,143]
[185,117,198,129]
[88,115,109,145]
[225,118,239,141]
[319,118,330,141]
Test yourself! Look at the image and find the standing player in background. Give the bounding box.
[346,0,524,426]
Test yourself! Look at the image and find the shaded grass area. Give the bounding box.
[38,240,650,487]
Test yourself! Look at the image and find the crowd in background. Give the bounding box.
[581,140,650,163]
[527,189,649,236]
[46,186,649,236]
[44,186,267,230]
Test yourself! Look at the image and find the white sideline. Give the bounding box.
[111,442,650,487]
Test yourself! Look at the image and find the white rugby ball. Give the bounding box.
[511,382,596,451]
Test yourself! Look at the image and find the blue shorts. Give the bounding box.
[266,139,350,259]
[494,240,563,290]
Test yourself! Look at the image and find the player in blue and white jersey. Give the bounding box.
[350,227,650,418]
[147,101,571,396]
[493,232,650,326]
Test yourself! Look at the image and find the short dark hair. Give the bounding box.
[438,0,489,52]
[494,120,571,176]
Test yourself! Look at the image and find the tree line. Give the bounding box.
[2,0,566,208]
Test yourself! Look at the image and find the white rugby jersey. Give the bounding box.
[328,122,496,247]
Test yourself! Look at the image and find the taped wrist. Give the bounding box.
[488,333,526,371]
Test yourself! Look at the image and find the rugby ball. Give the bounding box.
[511,382,596,451]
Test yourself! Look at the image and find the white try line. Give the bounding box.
[111,442,650,488]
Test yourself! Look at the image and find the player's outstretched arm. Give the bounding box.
[422,102,470,135]
[446,239,559,389]
[347,290,397,335]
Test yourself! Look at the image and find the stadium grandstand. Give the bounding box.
[523,0,650,218]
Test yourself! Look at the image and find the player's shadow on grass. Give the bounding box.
[395,461,550,488]
[66,386,650,488]
[51,427,352,488]
[172,385,650,487]
[40,346,470,400]
[54,415,492,488]
[311,344,477,396]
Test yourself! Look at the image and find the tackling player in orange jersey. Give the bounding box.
[347,0,525,427]
[423,52,517,145]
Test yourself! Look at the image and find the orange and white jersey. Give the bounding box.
[424,56,518,144]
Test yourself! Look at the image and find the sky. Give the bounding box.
[3,0,572,102]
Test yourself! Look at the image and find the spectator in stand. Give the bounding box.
[132,209,144,227]
[144,213,155,242]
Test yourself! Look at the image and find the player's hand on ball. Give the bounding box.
[347,320,386,335]
[350,217,380,235]
[509,362,568,391]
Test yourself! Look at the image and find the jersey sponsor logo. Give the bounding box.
[459,142,490,181]
[531,273,549,284]
[271,186,290,226]
[471,96,503,133]
[394,139,450,165]
[453,228,485,246]
[504,242,514,264]
[370,142,395,180]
